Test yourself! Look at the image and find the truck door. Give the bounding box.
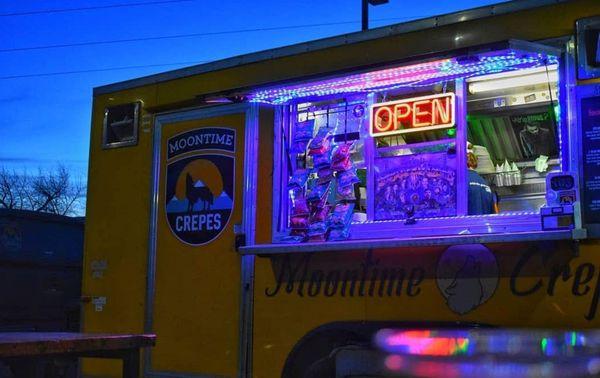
[147,104,251,377]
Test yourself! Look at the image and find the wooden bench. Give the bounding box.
[0,332,156,378]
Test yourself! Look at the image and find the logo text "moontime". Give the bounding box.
[167,127,235,159]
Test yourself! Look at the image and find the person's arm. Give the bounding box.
[493,190,500,214]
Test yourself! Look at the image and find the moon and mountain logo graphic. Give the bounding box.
[165,127,235,246]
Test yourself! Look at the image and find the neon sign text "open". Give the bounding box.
[370,93,455,137]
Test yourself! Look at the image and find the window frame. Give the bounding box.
[269,44,581,246]
[102,102,141,149]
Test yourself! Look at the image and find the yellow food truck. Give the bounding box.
[82,0,600,376]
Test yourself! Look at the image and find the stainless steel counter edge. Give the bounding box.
[240,229,584,255]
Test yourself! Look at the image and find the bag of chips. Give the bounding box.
[308,128,332,155]
[276,232,306,243]
[291,140,309,154]
[331,143,354,171]
[329,203,355,229]
[290,214,309,229]
[307,182,331,203]
[332,143,352,164]
[308,232,329,243]
[331,156,353,172]
[310,204,331,223]
[290,228,308,237]
[313,150,332,169]
[288,169,309,190]
[337,168,359,188]
[308,221,328,234]
[309,137,331,156]
[291,195,310,216]
[307,221,330,242]
[328,227,350,241]
[294,120,315,142]
[336,185,355,201]
[316,167,334,184]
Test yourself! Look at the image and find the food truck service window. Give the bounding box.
[249,42,580,247]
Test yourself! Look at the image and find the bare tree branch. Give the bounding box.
[0,167,19,209]
[0,164,86,216]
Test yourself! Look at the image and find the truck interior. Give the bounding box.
[245,40,574,246]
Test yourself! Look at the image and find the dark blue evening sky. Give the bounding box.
[0,0,507,180]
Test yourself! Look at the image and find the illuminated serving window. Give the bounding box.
[252,43,575,245]
[466,66,560,214]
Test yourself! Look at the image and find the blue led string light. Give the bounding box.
[249,51,559,104]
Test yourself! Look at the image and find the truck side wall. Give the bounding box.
[82,85,157,376]
[82,1,600,376]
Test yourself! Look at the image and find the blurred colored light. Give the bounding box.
[541,337,548,353]
[588,358,600,375]
[385,355,404,370]
[382,330,470,356]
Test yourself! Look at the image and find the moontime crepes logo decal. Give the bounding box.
[436,244,499,315]
[165,127,235,246]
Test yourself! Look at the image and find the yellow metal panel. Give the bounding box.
[141,0,600,108]
[151,114,244,376]
[253,251,370,377]
[81,87,157,377]
[255,108,274,245]
[253,241,600,377]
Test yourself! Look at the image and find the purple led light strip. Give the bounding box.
[249,51,558,104]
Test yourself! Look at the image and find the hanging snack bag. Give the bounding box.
[308,128,332,155]
[308,232,329,243]
[307,221,330,242]
[337,168,360,188]
[317,167,334,184]
[277,231,306,243]
[329,203,355,229]
[332,156,353,172]
[310,204,331,223]
[290,214,309,229]
[331,142,353,171]
[290,228,308,237]
[307,182,331,204]
[308,221,328,234]
[313,150,333,169]
[288,169,309,190]
[328,227,350,241]
[291,120,315,153]
[332,143,351,164]
[295,120,315,142]
[308,137,331,156]
[336,185,355,201]
[291,140,309,154]
[291,194,310,216]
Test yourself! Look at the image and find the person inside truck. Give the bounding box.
[467,151,497,215]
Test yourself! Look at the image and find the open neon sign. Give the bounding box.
[370,93,455,137]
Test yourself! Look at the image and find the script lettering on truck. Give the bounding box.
[164,127,235,246]
[264,246,600,321]
[370,93,455,137]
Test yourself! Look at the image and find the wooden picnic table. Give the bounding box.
[0,332,156,378]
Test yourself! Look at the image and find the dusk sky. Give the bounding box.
[0,0,507,181]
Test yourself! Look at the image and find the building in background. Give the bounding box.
[0,209,83,332]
